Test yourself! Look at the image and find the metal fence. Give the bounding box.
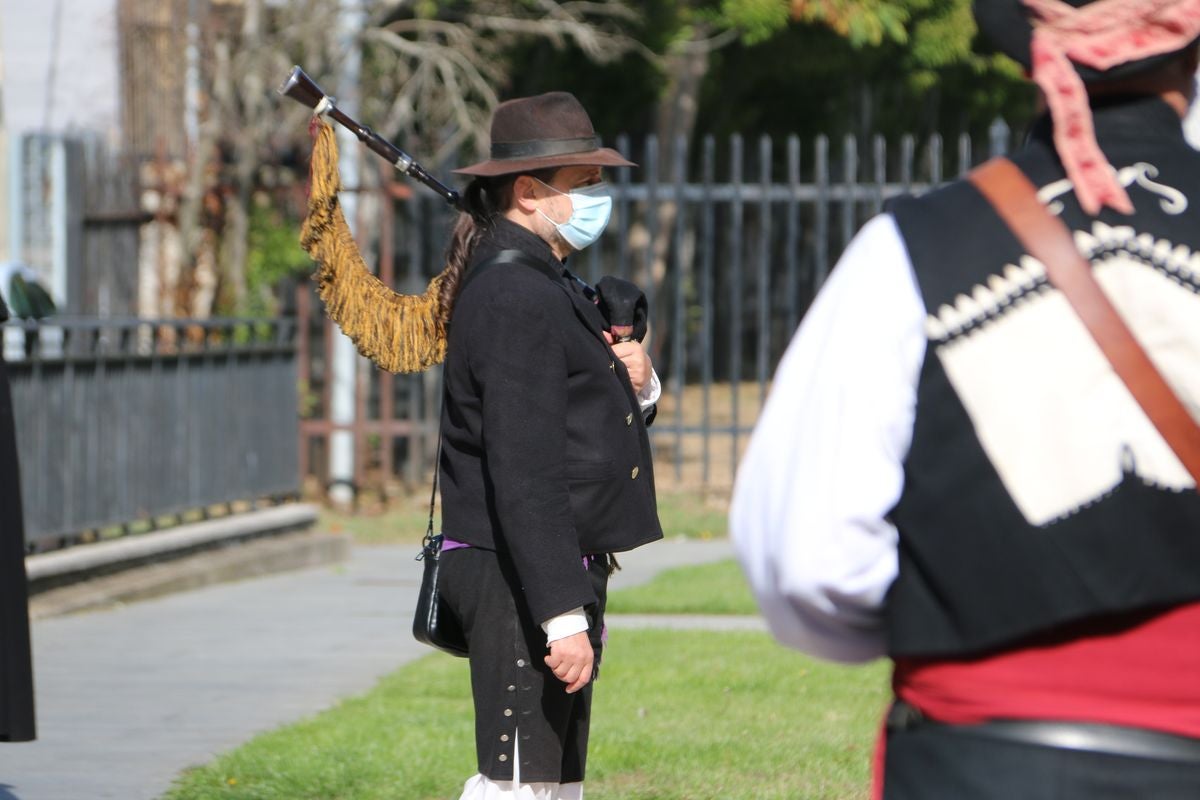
[298,123,1016,495]
[4,317,300,551]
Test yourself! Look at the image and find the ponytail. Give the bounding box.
[438,178,499,324]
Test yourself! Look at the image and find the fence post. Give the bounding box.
[900,134,915,193]
[989,117,1011,158]
[842,133,858,254]
[643,133,660,363]
[756,134,772,411]
[728,134,744,472]
[872,134,887,215]
[700,135,716,488]
[785,134,801,335]
[671,133,688,481]
[928,133,943,185]
[957,133,973,177]
[814,135,830,287]
[616,133,632,281]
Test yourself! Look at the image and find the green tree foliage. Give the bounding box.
[506,0,1033,146]
[242,197,313,318]
[703,0,1034,139]
[791,0,910,46]
[719,0,793,45]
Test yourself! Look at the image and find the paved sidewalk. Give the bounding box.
[0,536,735,800]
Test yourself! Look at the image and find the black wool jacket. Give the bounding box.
[438,218,663,625]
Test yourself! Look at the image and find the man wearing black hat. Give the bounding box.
[733,1,1200,797]
[434,91,663,799]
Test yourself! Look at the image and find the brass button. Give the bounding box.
[631,466,639,479]
[499,754,508,762]
[501,734,510,742]
[625,413,633,426]
[504,708,513,717]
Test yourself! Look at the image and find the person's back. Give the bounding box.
[885,93,1200,658]
[733,2,1200,797]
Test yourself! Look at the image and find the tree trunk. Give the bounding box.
[211,0,264,314]
[634,26,718,368]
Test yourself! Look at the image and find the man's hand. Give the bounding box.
[544,631,594,694]
[604,331,652,394]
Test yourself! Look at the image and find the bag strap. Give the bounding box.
[425,429,441,547]
[460,248,559,293]
[967,157,1200,488]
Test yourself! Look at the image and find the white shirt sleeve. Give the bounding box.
[541,607,589,643]
[730,213,927,663]
[637,368,662,411]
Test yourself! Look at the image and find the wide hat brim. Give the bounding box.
[453,146,635,178]
[973,0,1196,82]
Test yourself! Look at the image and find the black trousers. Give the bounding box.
[0,357,34,742]
[884,723,1200,799]
[439,546,608,783]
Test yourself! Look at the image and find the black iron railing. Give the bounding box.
[3,317,300,551]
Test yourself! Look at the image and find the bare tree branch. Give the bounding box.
[355,0,648,159]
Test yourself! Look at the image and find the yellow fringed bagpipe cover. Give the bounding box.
[300,121,449,374]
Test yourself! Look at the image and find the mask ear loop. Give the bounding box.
[532,177,573,226]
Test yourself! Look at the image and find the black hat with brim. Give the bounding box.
[974,0,1199,82]
[454,91,635,178]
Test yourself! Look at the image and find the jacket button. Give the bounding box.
[516,659,525,667]
[499,754,508,762]
[631,466,639,479]
[609,361,616,371]
[504,708,513,717]
[501,734,510,742]
[625,413,633,426]
[507,685,516,692]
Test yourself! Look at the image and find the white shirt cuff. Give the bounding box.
[637,368,661,411]
[541,608,589,643]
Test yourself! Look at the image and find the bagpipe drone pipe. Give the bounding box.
[279,66,648,373]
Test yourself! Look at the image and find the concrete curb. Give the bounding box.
[28,529,351,620]
[26,503,321,592]
[607,613,767,632]
[23,504,348,619]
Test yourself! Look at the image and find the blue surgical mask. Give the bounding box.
[535,179,613,251]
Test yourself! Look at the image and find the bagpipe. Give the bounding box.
[279,67,647,373]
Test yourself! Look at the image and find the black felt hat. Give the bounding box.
[973,0,1199,82]
[454,92,635,178]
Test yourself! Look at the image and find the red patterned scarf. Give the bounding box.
[1023,0,1200,214]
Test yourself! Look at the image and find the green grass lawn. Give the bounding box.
[654,490,729,540]
[189,494,871,798]
[165,630,888,800]
[607,558,758,616]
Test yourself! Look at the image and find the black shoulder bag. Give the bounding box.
[412,435,469,657]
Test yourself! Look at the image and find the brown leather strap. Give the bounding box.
[967,157,1200,489]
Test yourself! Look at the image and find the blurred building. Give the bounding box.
[0,0,234,317]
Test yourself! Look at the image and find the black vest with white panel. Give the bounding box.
[885,96,1200,658]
